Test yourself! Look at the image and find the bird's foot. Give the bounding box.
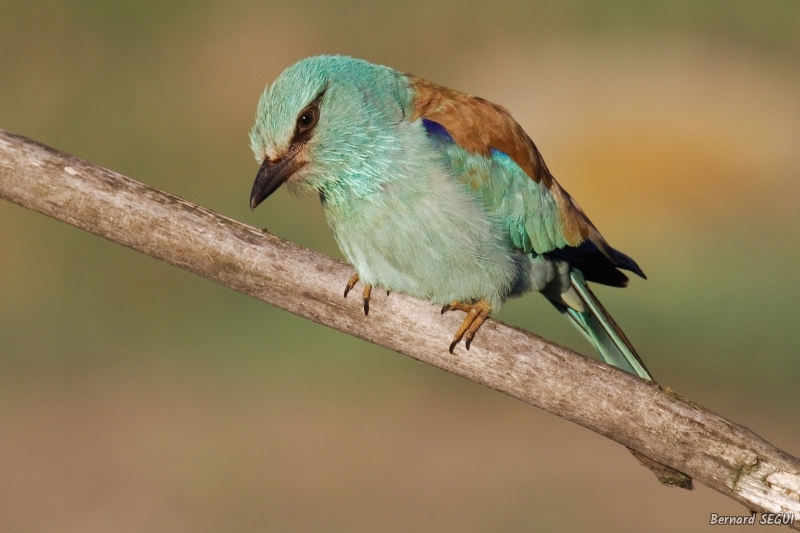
[343,273,371,315]
[362,285,371,315]
[441,300,492,353]
[343,273,359,298]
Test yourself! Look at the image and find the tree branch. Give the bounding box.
[1,129,798,528]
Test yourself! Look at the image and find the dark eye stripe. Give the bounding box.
[292,89,326,144]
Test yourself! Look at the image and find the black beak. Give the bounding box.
[250,153,302,210]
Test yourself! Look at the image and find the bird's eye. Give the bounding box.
[296,106,319,133]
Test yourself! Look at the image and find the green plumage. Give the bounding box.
[431,140,572,254]
[249,55,653,380]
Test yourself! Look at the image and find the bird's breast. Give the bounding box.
[322,168,519,309]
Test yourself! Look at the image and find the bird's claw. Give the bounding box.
[442,300,491,353]
[343,273,371,316]
[343,273,359,298]
[362,285,371,315]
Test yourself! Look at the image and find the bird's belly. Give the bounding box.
[325,185,519,309]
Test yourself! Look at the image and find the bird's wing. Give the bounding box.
[408,75,644,283]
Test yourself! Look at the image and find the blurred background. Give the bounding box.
[1,1,798,531]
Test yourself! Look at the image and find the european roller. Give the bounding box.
[249,55,653,381]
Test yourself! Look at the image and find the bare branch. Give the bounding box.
[1,129,798,528]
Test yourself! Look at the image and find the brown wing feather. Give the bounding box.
[408,75,612,255]
[408,76,550,185]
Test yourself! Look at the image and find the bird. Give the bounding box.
[248,55,653,381]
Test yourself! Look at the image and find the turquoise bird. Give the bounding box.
[249,55,653,381]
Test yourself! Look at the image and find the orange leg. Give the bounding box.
[343,273,371,316]
[441,300,492,352]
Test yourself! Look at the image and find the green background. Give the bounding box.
[1,1,798,531]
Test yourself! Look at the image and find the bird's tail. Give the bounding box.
[554,269,653,381]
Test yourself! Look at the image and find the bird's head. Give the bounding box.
[249,55,410,210]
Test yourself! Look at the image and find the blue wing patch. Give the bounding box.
[422,118,454,143]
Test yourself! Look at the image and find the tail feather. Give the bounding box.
[555,270,653,381]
